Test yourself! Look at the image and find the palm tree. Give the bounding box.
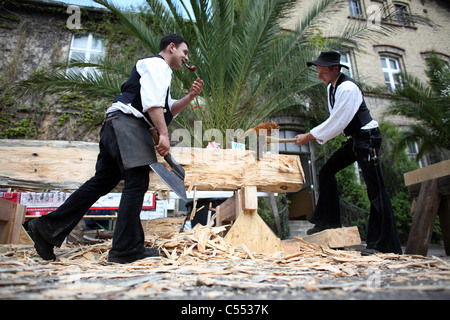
[385,54,450,161]
[16,0,397,146]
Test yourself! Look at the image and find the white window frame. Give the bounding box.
[394,3,408,26]
[67,33,105,77]
[348,0,363,18]
[381,56,401,92]
[406,141,423,168]
[340,52,353,77]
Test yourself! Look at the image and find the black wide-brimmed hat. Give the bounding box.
[307,51,349,69]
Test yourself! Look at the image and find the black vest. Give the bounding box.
[113,55,173,126]
[330,73,372,136]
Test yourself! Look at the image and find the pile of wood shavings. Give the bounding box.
[1,223,449,300]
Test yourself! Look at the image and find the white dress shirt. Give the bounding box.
[106,56,177,119]
[310,75,378,144]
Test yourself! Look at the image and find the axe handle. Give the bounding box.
[266,137,297,143]
[149,127,160,145]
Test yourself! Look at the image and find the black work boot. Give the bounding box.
[28,219,56,261]
[306,224,327,235]
[107,247,160,264]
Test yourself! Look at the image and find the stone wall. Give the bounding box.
[0,1,102,142]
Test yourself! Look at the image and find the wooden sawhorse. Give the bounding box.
[404,159,450,256]
[215,186,283,254]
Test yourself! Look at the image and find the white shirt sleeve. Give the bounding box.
[310,81,363,144]
[136,57,173,113]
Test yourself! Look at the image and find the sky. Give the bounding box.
[52,0,149,9]
[52,0,193,15]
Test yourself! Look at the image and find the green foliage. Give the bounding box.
[386,53,450,160]
[379,122,428,243]
[0,116,37,139]
[258,194,290,239]
[59,93,106,132]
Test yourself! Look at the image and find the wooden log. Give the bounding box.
[300,226,361,248]
[405,179,441,256]
[0,139,304,193]
[0,139,99,191]
[170,147,304,193]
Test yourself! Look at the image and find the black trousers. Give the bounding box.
[309,128,402,254]
[35,120,150,258]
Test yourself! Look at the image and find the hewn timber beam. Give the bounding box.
[0,139,304,193]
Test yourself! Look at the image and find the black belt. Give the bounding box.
[102,112,119,124]
[347,127,379,139]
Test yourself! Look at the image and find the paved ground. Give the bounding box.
[1,241,449,306]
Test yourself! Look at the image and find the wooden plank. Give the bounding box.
[301,226,361,248]
[220,186,283,254]
[19,226,33,244]
[0,198,26,244]
[243,186,258,212]
[224,210,283,254]
[408,175,450,198]
[10,202,26,244]
[234,189,242,220]
[215,193,237,226]
[216,186,257,226]
[404,159,450,187]
[0,197,16,222]
[0,139,304,193]
[438,195,450,255]
[405,179,441,256]
[0,198,18,244]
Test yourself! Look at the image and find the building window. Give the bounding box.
[67,33,105,77]
[406,141,423,168]
[278,130,310,154]
[340,52,353,77]
[381,56,401,91]
[348,0,363,17]
[394,3,408,26]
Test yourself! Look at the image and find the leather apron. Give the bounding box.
[110,112,157,170]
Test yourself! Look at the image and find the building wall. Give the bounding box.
[0,1,105,142]
[283,0,450,124]
[0,3,71,82]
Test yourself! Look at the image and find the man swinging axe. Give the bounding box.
[295,51,402,255]
[29,34,204,263]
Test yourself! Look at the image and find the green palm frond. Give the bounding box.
[386,54,450,159]
[15,56,129,99]
[94,0,160,53]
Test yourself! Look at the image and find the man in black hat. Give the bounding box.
[296,51,402,255]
